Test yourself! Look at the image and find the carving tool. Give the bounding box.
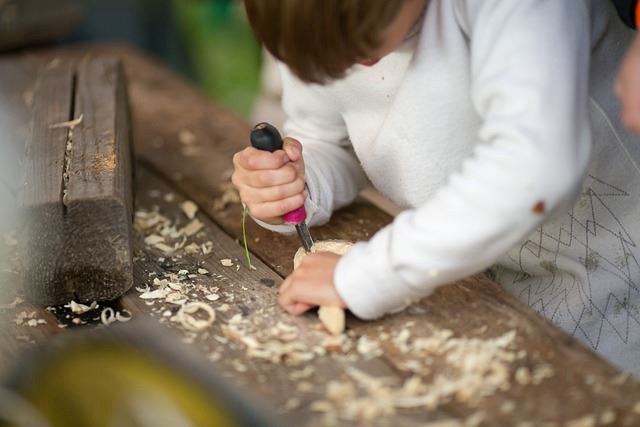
[250,122,314,252]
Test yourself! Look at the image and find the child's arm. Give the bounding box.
[334,0,592,319]
[253,65,369,234]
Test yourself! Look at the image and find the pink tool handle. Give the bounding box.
[283,206,307,225]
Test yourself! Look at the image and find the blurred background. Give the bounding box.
[64,0,263,117]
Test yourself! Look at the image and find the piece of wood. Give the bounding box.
[0,0,82,52]
[21,57,134,305]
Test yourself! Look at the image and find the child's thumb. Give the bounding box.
[283,137,303,162]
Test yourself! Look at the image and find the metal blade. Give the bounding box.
[295,223,314,253]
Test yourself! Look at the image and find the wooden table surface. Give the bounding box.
[1,43,639,427]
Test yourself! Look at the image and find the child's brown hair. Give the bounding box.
[244,0,405,83]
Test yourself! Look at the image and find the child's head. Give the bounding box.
[244,0,427,83]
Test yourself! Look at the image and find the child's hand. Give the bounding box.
[617,33,640,134]
[279,252,346,315]
[232,137,307,225]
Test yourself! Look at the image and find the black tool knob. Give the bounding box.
[250,122,283,152]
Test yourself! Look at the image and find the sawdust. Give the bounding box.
[92,144,116,173]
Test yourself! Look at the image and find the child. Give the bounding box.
[232,0,640,375]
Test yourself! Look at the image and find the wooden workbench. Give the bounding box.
[1,44,639,427]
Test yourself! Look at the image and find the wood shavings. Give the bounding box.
[599,410,615,425]
[565,414,596,427]
[66,300,98,314]
[184,243,200,254]
[180,200,198,219]
[220,259,233,267]
[101,308,116,325]
[322,335,346,353]
[144,234,164,245]
[178,129,196,145]
[315,328,521,422]
[181,219,203,237]
[50,114,83,129]
[172,302,215,331]
[26,318,46,327]
[116,309,132,322]
[634,402,640,414]
[284,398,301,411]
[233,360,248,372]
[165,292,188,306]
[205,294,220,301]
[14,311,46,326]
[139,288,171,299]
[222,320,315,365]
[611,373,629,385]
[514,367,531,385]
[356,336,383,359]
[198,268,209,275]
[154,243,175,255]
[290,366,314,380]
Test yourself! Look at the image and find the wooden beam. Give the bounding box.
[21,57,134,305]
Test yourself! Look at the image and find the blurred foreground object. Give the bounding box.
[21,56,134,306]
[0,0,82,51]
[2,321,280,427]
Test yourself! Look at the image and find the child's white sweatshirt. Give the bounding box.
[257,0,640,374]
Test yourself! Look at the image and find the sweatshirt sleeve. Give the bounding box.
[335,0,593,319]
[253,65,369,234]
[612,0,638,29]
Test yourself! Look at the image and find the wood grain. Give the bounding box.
[20,57,134,305]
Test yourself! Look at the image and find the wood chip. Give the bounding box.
[220,259,233,267]
[318,306,345,336]
[181,219,203,237]
[139,288,171,299]
[144,234,164,245]
[101,307,116,326]
[154,243,175,255]
[205,294,220,301]
[178,129,196,145]
[565,414,596,427]
[173,302,215,331]
[198,268,209,275]
[50,114,83,129]
[66,300,98,314]
[599,410,615,425]
[180,200,198,219]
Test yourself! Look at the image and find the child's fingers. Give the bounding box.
[237,179,307,205]
[279,281,313,315]
[283,137,303,162]
[233,147,289,171]
[233,163,300,189]
[247,193,306,219]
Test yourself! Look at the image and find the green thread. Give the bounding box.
[241,204,254,270]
